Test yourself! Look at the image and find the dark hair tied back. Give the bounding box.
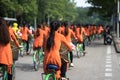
[0,20,2,25]
[46,20,60,52]
[0,17,10,45]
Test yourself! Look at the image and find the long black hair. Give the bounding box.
[0,17,10,45]
[22,21,26,27]
[46,21,60,52]
[63,21,69,36]
[36,24,41,37]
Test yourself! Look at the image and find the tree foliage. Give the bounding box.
[0,0,78,25]
[75,7,105,25]
[87,0,117,19]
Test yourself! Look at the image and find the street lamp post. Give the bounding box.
[34,17,37,29]
[47,14,50,26]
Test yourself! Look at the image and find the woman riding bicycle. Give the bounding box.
[0,17,13,80]
[7,21,20,48]
[20,21,32,55]
[62,21,77,67]
[33,24,45,50]
[43,20,73,79]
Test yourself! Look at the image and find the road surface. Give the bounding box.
[15,38,120,80]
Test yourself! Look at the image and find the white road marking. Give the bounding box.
[105,73,112,77]
[105,46,112,80]
[105,79,112,80]
[105,68,112,72]
[106,56,111,59]
[106,61,112,64]
[107,46,111,54]
[106,58,111,61]
[105,65,112,68]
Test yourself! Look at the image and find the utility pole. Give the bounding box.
[117,0,120,38]
[47,14,50,26]
[34,17,37,29]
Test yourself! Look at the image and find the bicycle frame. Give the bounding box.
[33,47,43,71]
[84,36,89,46]
[20,41,27,57]
[41,64,58,80]
[97,34,102,40]
[12,62,15,80]
[0,65,8,80]
[76,43,83,58]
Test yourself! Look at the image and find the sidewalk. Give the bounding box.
[112,33,120,53]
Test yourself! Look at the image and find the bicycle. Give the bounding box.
[0,64,8,80]
[12,62,15,80]
[19,40,27,57]
[33,47,44,71]
[91,34,95,41]
[41,64,58,80]
[84,36,89,46]
[28,38,33,55]
[27,35,34,55]
[11,40,21,80]
[0,63,16,80]
[42,64,69,80]
[76,42,83,58]
[97,33,102,40]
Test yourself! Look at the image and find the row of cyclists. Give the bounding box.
[0,17,104,80]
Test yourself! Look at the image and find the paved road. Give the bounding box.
[15,38,120,80]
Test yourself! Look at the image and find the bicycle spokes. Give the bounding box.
[33,49,44,71]
[76,43,84,58]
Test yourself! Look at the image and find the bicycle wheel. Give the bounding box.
[0,66,8,80]
[20,46,25,57]
[67,52,71,62]
[97,34,102,40]
[79,44,83,56]
[20,42,24,57]
[39,50,44,63]
[76,44,80,58]
[0,67,3,80]
[12,63,15,80]
[84,37,88,46]
[20,42,26,57]
[45,74,56,80]
[33,50,40,71]
[3,70,7,80]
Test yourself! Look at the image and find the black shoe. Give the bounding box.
[26,52,30,55]
[8,73,12,80]
[83,51,86,56]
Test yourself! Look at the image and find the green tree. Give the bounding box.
[0,0,78,25]
[0,0,15,17]
[15,0,38,24]
[37,0,78,23]
[87,0,117,19]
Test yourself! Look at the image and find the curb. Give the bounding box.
[112,35,120,53]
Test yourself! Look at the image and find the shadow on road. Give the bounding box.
[88,40,114,48]
[15,62,43,72]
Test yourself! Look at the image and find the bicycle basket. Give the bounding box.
[12,47,19,61]
[10,41,19,61]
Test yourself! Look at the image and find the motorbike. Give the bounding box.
[104,34,112,45]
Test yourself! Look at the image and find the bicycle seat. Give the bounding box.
[46,64,58,70]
